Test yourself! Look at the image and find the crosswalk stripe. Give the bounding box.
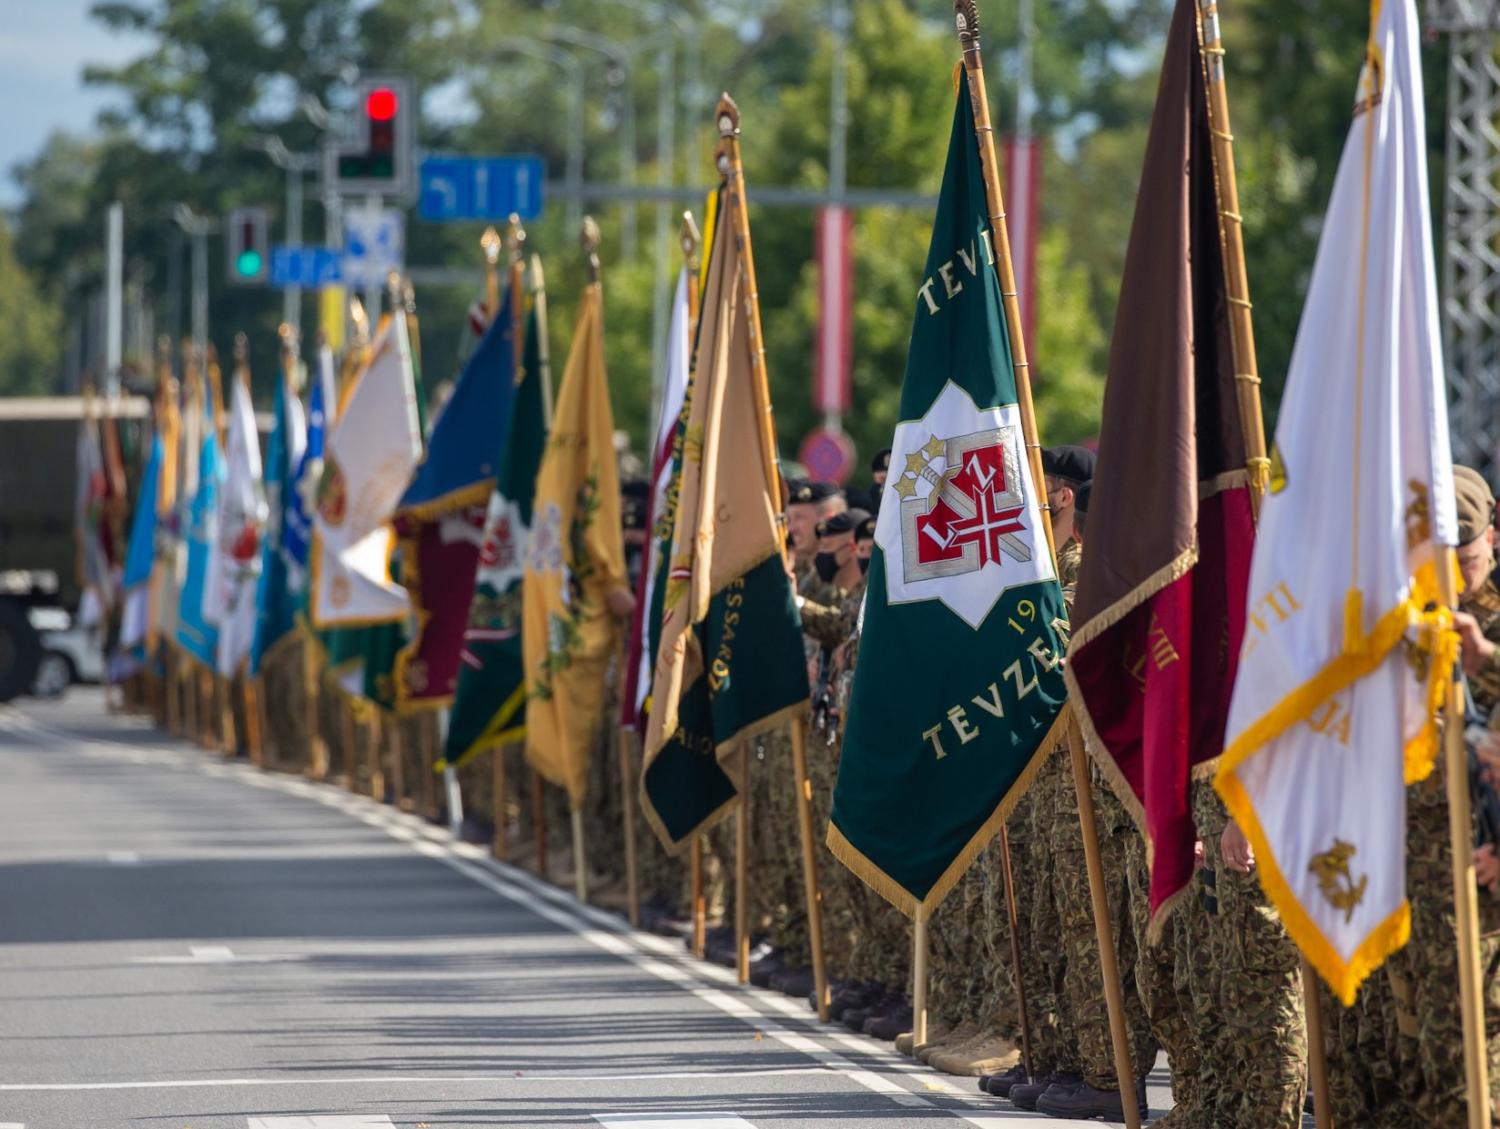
[592,1117,756,1129]
[246,1118,395,1128]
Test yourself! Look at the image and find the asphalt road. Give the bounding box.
[0,689,1172,1128]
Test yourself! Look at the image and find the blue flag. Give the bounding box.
[250,373,308,674]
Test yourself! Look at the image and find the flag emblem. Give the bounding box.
[878,381,1048,628]
[316,460,348,527]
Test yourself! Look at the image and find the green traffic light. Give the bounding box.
[236,249,263,277]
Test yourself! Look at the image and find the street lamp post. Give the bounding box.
[542,26,640,258]
[492,38,587,232]
[172,204,218,358]
[253,136,322,336]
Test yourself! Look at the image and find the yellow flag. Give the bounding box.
[522,282,626,807]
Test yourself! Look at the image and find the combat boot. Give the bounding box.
[980,1063,1028,1097]
[863,1003,913,1041]
[1009,1071,1081,1111]
[917,1020,976,1064]
[1035,1075,1149,1120]
[829,981,878,1022]
[928,1029,993,1074]
[935,1032,1017,1077]
[770,966,812,998]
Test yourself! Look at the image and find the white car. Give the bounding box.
[28,607,104,697]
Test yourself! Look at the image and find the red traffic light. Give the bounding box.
[366,87,398,122]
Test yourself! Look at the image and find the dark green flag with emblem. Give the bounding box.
[441,270,550,768]
[827,87,1070,917]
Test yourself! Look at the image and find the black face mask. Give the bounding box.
[858,555,870,575]
[814,552,840,583]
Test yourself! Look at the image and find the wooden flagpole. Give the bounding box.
[955,4,1139,1123]
[367,709,385,801]
[912,906,929,1045]
[679,208,709,960]
[492,748,509,859]
[714,97,787,988]
[1195,4,1335,1124]
[791,718,831,1020]
[617,689,642,926]
[533,773,549,877]
[388,715,405,807]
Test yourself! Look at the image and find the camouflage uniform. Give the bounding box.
[1190,781,1307,1129]
[800,580,866,981]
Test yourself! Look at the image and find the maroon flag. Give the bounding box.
[1064,0,1256,934]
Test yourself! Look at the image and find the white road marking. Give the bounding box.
[593,1117,756,1129]
[247,1118,395,1129]
[0,1067,835,1092]
[0,1121,26,1127]
[10,715,1039,1125]
[130,947,307,966]
[106,851,141,865]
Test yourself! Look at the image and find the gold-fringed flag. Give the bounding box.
[1216,0,1457,1005]
[521,271,627,808]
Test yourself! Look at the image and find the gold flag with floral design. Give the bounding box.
[521,281,626,808]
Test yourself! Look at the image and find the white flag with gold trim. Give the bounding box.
[1215,0,1458,1007]
[310,314,422,628]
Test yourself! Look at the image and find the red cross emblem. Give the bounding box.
[915,444,1026,567]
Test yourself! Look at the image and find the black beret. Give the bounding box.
[787,478,838,505]
[871,448,891,473]
[1042,445,1096,486]
[855,514,878,541]
[1075,481,1091,515]
[817,507,870,538]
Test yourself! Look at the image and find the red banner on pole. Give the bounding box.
[814,206,853,414]
[1002,138,1041,355]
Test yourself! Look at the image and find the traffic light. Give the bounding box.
[225,206,269,285]
[331,74,415,196]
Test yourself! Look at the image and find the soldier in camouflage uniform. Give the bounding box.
[1194,783,1307,1127]
[1004,447,1095,1110]
[798,510,869,998]
[1404,464,1500,1121]
[1028,474,1156,1120]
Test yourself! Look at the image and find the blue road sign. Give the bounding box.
[419,156,545,222]
[270,246,343,288]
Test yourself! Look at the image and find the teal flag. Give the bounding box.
[827,88,1069,916]
[175,408,222,667]
[442,283,549,768]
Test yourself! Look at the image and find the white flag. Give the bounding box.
[310,314,422,627]
[208,372,266,675]
[1215,0,1457,1007]
[627,268,693,724]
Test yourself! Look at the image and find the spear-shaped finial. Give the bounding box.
[233,332,249,367]
[581,215,602,283]
[402,278,417,315]
[481,225,502,267]
[955,0,981,48]
[384,271,403,314]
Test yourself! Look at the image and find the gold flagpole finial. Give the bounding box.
[715,93,741,139]
[679,211,701,267]
[506,213,527,264]
[384,271,403,315]
[581,216,602,284]
[481,227,502,320]
[233,332,249,369]
[481,225,502,267]
[402,278,417,316]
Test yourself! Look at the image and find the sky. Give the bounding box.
[0,0,151,206]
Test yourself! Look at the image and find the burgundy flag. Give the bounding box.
[1064,0,1256,933]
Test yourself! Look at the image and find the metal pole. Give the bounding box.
[285,162,304,334]
[825,0,849,438]
[363,191,382,317]
[191,227,208,360]
[104,203,123,397]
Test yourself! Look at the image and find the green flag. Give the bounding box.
[441,265,550,768]
[827,87,1070,916]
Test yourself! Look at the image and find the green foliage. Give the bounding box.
[7,0,1449,480]
[0,222,62,395]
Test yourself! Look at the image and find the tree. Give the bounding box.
[0,221,62,395]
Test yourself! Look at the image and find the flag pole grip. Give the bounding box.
[735,744,751,983]
[912,906,929,1047]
